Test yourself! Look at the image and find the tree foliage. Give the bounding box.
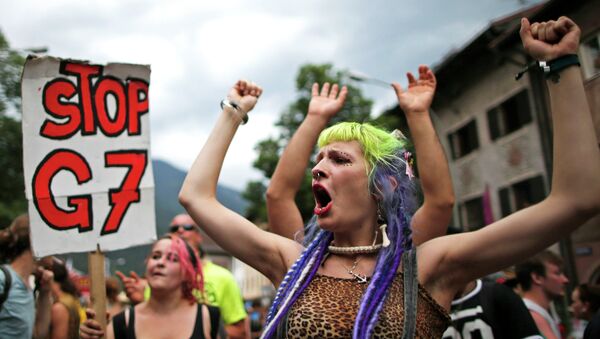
[241,180,268,222]
[252,138,280,179]
[243,63,374,223]
[0,30,25,115]
[0,29,27,227]
[276,64,373,139]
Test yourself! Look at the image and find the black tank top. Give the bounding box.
[112,304,221,339]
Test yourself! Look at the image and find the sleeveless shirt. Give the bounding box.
[112,303,222,339]
[56,293,82,339]
[282,250,450,338]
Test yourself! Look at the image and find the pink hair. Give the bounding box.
[167,235,204,303]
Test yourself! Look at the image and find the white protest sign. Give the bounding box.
[22,56,156,257]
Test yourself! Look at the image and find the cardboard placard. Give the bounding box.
[22,56,156,257]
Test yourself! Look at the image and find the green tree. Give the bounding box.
[0,29,27,227]
[0,31,25,115]
[241,180,268,222]
[243,63,374,223]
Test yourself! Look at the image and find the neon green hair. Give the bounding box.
[317,122,406,178]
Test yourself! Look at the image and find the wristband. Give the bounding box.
[515,54,580,82]
[220,99,248,125]
[544,54,580,82]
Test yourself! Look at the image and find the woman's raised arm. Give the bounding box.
[179,80,301,285]
[392,66,455,245]
[266,83,347,241]
[419,17,600,302]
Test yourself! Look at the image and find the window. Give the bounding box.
[460,196,484,231]
[498,175,546,217]
[448,120,479,159]
[487,90,532,140]
[580,31,600,79]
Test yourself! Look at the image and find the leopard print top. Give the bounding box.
[283,272,450,338]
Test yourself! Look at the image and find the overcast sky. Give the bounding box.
[1,0,541,191]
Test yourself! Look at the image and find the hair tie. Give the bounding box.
[403,151,415,179]
[391,129,407,140]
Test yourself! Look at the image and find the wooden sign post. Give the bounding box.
[89,248,107,337]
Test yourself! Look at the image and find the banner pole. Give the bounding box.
[88,245,107,338]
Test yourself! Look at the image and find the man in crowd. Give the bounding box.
[443,278,542,339]
[516,250,569,339]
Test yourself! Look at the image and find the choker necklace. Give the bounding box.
[328,243,382,255]
[343,257,368,284]
[327,223,390,255]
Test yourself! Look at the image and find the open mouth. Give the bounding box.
[312,184,332,216]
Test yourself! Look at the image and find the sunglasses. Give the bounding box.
[169,224,196,233]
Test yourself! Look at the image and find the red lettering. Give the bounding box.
[40,63,149,138]
[32,150,92,232]
[40,79,81,139]
[102,150,148,235]
[94,76,127,136]
[127,78,149,135]
[62,62,102,135]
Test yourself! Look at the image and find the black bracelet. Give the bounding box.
[545,54,580,82]
[515,54,580,82]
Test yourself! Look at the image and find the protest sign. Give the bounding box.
[22,56,156,257]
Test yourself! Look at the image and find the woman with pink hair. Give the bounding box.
[80,235,224,339]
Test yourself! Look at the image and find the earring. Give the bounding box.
[377,206,391,248]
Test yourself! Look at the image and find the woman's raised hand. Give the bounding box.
[308,83,348,119]
[392,65,436,114]
[228,80,263,114]
[520,16,581,61]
